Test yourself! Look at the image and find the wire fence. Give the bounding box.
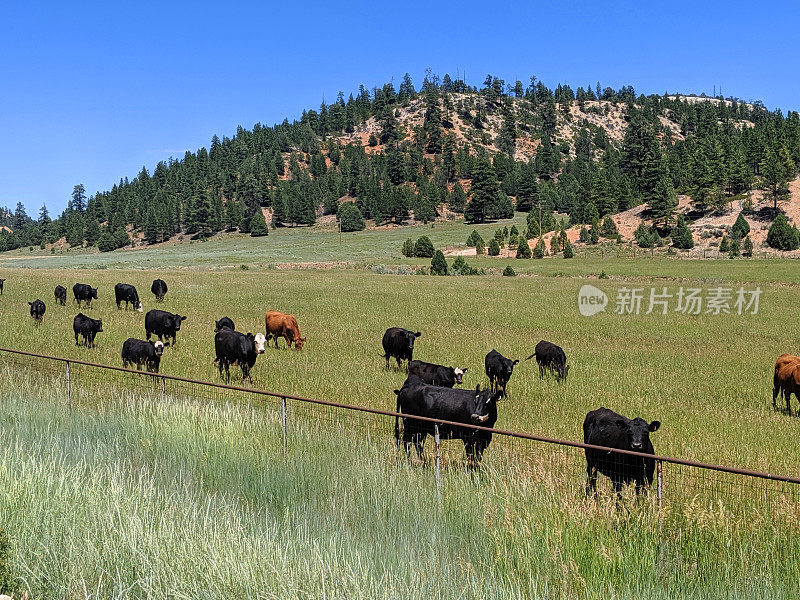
[0,346,798,516]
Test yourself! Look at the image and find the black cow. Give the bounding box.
[28,299,45,323]
[151,279,168,302]
[145,309,187,346]
[73,283,98,308]
[214,329,266,383]
[215,317,235,332]
[382,327,421,370]
[54,285,67,306]
[584,407,661,496]
[393,375,501,463]
[0,278,6,295]
[526,340,569,381]
[115,283,142,311]
[484,349,519,396]
[122,338,164,372]
[73,313,103,348]
[407,359,467,388]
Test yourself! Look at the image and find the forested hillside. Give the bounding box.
[3,72,800,253]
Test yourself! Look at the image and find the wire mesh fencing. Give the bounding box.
[0,346,798,517]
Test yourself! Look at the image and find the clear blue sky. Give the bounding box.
[1,0,798,216]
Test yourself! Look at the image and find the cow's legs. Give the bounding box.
[586,461,598,496]
[283,333,292,349]
[385,355,390,370]
[396,357,402,370]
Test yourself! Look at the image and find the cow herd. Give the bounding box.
[383,325,665,496]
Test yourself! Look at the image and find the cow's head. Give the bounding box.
[616,417,660,450]
[452,366,467,384]
[90,287,98,299]
[173,315,187,331]
[470,384,501,423]
[561,364,570,380]
[215,318,232,332]
[254,333,266,354]
[153,340,164,356]
[135,300,143,312]
[295,336,306,351]
[404,330,421,352]
[503,358,520,379]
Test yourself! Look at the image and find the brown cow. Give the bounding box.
[773,353,800,413]
[265,310,306,351]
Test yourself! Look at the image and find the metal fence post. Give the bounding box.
[160,376,166,402]
[434,423,442,503]
[281,396,287,462]
[657,459,663,509]
[65,360,71,413]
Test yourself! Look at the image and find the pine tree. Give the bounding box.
[719,235,730,253]
[488,238,501,255]
[250,210,269,236]
[731,212,750,239]
[672,215,694,249]
[502,265,516,276]
[563,240,574,258]
[402,238,415,257]
[430,250,448,275]
[338,202,365,232]
[70,184,86,213]
[743,235,754,257]
[516,237,531,258]
[515,163,537,212]
[449,181,466,213]
[728,238,740,258]
[414,236,434,258]
[532,237,545,258]
[465,156,500,223]
[766,213,800,250]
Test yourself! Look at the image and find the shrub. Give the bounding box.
[494,229,505,247]
[368,133,378,147]
[516,237,531,258]
[502,265,516,276]
[731,212,750,239]
[579,226,589,243]
[550,235,560,254]
[488,238,501,256]
[563,241,574,258]
[452,256,477,275]
[475,239,485,255]
[430,250,448,275]
[338,202,365,232]
[589,226,599,245]
[728,239,741,258]
[743,235,754,257]
[766,214,800,250]
[634,223,659,248]
[249,211,269,237]
[510,225,519,238]
[401,238,415,257]
[719,235,730,253]
[414,236,435,258]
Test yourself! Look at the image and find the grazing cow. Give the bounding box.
[73,313,103,348]
[215,317,235,332]
[393,375,501,463]
[584,407,661,496]
[407,359,467,388]
[151,279,168,302]
[484,349,519,396]
[145,309,187,346]
[121,338,164,373]
[73,283,98,308]
[0,278,5,295]
[526,340,569,381]
[214,328,266,383]
[54,285,67,306]
[28,299,45,323]
[773,354,800,413]
[382,327,421,369]
[265,310,305,351]
[114,283,142,311]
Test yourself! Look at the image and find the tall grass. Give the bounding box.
[0,372,799,598]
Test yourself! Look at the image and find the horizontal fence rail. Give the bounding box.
[0,346,798,510]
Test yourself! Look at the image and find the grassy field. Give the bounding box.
[0,237,799,598]
[0,373,798,599]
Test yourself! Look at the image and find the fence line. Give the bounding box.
[0,346,798,508]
